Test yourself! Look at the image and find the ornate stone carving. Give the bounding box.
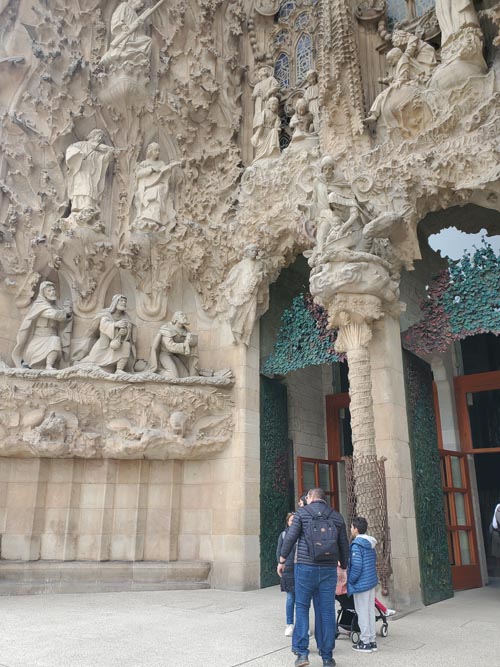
[251,96,281,164]
[148,311,200,378]
[219,244,269,346]
[435,0,480,47]
[12,282,73,370]
[101,0,155,72]
[0,372,233,460]
[251,66,280,132]
[288,98,318,153]
[65,130,115,215]
[304,69,320,133]
[133,143,181,233]
[75,295,136,373]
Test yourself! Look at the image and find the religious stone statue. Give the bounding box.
[252,65,280,131]
[133,142,181,232]
[148,311,199,377]
[364,47,405,124]
[251,96,281,164]
[304,69,320,132]
[220,244,268,346]
[308,191,365,268]
[78,294,136,373]
[290,98,314,137]
[391,30,437,81]
[12,281,72,370]
[288,98,317,151]
[435,0,479,46]
[65,130,115,214]
[364,34,436,138]
[100,0,157,71]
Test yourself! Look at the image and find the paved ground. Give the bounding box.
[0,582,499,667]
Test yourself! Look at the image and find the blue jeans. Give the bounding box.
[293,563,337,660]
[286,591,295,625]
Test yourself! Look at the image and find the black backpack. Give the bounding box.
[304,505,338,562]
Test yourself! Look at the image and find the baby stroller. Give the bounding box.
[335,593,389,644]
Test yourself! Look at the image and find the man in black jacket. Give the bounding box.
[278,487,349,667]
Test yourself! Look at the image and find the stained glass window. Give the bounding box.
[386,0,408,28]
[294,12,310,31]
[274,52,290,88]
[296,33,313,83]
[415,0,435,16]
[278,1,295,22]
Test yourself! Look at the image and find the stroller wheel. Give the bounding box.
[380,623,389,638]
[351,631,360,644]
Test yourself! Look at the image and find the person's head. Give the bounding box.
[306,487,325,504]
[286,512,295,527]
[87,129,105,143]
[295,98,309,116]
[298,493,308,508]
[320,155,335,180]
[267,96,279,113]
[392,30,409,49]
[170,411,187,435]
[109,294,128,313]
[258,65,271,80]
[306,69,318,85]
[243,243,259,259]
[130,0,144,11]
[146,142,161,160]
[172,311,189,326]
[40,281,57,303]
[386,47,403,67]
[351,516,368,538]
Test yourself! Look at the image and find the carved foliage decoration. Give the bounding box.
[0,0,246,317]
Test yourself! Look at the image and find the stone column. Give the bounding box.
[329,294,387,581]
[309,241,403,595]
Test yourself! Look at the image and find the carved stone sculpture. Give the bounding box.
[252,66,280,131]
[430,3,486,89]
[435,0,479,46]
[12,282,72,370]
[251,96,281,164]
[101,0,155,71]
[65,130,115,214]
[77,295,136,373]
[220,244,268,346]
[364,48,405,124]
[133,143,181,232]
[304,69,320,133]
[148,311,200,378]
[290,98,315,136]
[391,30,437,82]
[364,33,436,139]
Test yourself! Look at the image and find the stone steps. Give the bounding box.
[0,560,211,595]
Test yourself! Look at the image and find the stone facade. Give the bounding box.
[1,0,500,604]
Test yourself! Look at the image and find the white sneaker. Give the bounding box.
[385,608,396,616]
[285,624,294,636]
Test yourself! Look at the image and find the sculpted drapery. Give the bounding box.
[435,0,479,45]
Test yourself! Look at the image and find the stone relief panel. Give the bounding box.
[0,368,233,459]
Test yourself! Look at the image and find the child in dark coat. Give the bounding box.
[348,516,378,653]
[276,512,295,636]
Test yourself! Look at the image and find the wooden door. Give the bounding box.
[440,450,482,590]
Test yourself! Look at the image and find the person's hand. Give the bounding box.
[277,563,284,577]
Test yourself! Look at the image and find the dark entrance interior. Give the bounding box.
[460,334,500,580]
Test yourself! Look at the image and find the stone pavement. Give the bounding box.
[0,582,499,667]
